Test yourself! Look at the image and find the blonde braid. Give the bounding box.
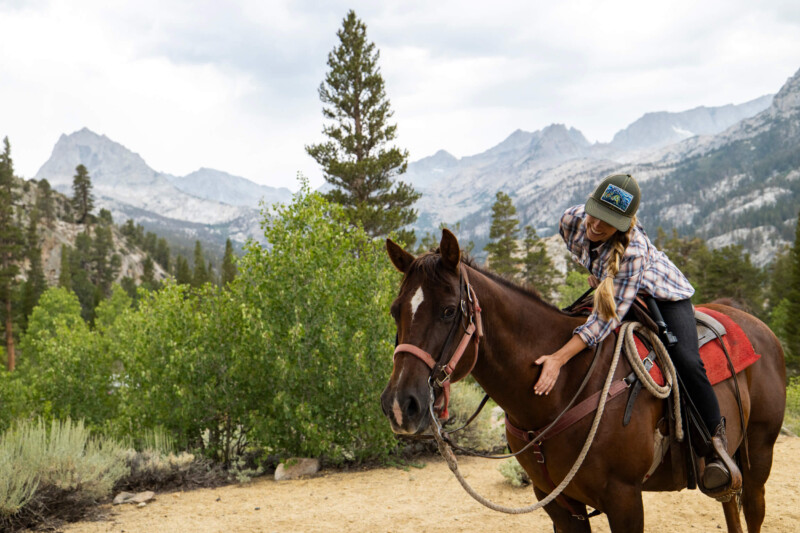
[593,216,637,321]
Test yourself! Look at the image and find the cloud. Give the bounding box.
[1,0,800,190]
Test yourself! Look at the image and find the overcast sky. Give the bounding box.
[2,0,800,190]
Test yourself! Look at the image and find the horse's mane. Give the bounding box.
[404,249,566,315]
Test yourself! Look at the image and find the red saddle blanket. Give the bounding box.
[631,306,761,386]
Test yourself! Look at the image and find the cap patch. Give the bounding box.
[600,184,634,212]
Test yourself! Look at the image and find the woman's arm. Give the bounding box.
[533,334,588,396]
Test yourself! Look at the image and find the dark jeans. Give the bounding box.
[654,298,721,433]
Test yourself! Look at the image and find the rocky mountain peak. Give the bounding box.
[771,67,800,116]
[609,95,772,152]
[35,128,159,188]
[528,123,590,160]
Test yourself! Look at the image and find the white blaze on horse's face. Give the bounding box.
[392,398,404,427]
[410,286,424,322]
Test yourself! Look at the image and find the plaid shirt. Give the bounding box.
[560,204,694,346]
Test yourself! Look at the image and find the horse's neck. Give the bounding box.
[465,265,590,429]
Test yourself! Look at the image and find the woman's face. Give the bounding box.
[585,214,618,242]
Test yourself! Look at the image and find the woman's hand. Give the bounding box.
[533,335,589,396]
[533,354,564,395]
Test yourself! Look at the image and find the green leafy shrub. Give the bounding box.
[17,288,118,428]
[498,458,530,487]
[785,377,800,435]
[113,283,259,464]
[446,381,505,452]
[556,270,590,308]
[236,180,399,463]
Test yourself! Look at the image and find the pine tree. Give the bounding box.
[175,255,192,285]
[70,230,98,322]
[98,208,114,225]
[72,164,94,224]
[521,225,557,299]
[192,240,209,287]
[484,191,520,278]
[36,178,55,224]
[784,213,800,363]
[92,224,116,295]
[141,256,155,288]
[155,237,170,271]
[221,238,237,286]
[0,137,24,370]
[59,245,72,289]
[20,212,47,332]
[306,10,420,241]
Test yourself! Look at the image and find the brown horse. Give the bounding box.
[380,230,786,533]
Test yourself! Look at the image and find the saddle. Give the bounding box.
[562,291,761,500]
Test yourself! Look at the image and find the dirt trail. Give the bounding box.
[63,435,800,533]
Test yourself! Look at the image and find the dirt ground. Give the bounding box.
[62,435,800,533]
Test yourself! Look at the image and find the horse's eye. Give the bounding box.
[442,306,456,320]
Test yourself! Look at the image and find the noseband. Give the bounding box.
[393,266,484,419]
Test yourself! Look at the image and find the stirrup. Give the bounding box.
[699,437,742,502]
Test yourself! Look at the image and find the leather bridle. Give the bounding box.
[393,266,484,419]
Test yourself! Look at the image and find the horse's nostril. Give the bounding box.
[404,395,420,419]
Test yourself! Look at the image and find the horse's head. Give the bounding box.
[380,229,480,435]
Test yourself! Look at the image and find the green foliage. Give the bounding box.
[306,10,420,238]
[35,179,55,223]
[784,378,800,435]
[19,215,47,333]
[556,270,590,309]
[446,382,504,452]
[58,246,71,289]
[71,164,94,224]
[237,180,398,462]
[0,368,27,433]
[174,255,192,285]
[499,458,530,487]
[192,240,210,287]
[700,244,765,314]
[221,238,237,286]
[656,228,765,314]
[18,287,117,427]
[522,225,557,300]
[155,237,170,271]
[112,283,251,460]
[784,212,800,366]
[415,222,475,256]
[0,137,25,371]
[484,191,520,278]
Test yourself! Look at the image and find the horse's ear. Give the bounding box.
[440,229,461,273]
[386,238,415,273]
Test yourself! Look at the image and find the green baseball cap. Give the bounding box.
[585,174,640,232]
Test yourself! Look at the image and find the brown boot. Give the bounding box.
[702,418,742,494]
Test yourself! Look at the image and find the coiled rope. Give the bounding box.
[431,321,681,514]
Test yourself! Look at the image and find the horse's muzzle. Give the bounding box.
[380,383,431,435]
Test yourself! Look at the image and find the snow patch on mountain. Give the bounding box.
[659,203,700,227]
[706,226,789,267]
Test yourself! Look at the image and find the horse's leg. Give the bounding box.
[601,482,644,533]
[721,498,744,533]
[739,424,778,533]
[532,486,592,533]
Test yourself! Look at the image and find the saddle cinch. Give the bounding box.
[562,292,761,498]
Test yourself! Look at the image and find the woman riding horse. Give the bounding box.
[534,173,739,493]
